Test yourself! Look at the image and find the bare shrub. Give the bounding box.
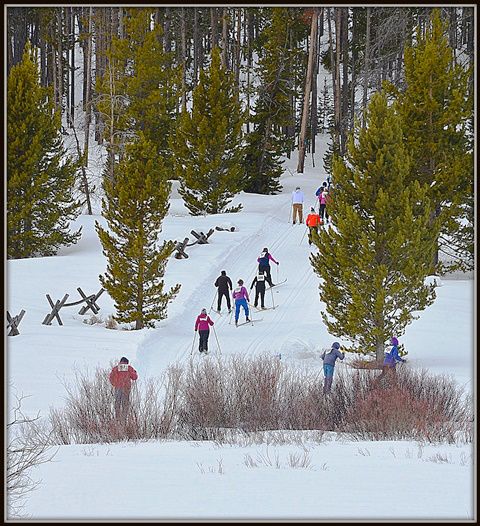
[104,315,118,330]
[49,365,182,444]
[7,395,58,518]
[83,314,103,325]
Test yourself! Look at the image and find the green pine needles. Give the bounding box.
[172,47,244,215]
[311,92,439,361]
[96,134,180,330]
[7,42,81,259]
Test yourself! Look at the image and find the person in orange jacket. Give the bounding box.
[305,207,322,245]
[109,357,138,417]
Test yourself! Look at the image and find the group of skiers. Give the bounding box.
[107,173,407,414]
[290,180,333,246]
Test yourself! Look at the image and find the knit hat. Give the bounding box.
[311,207,315,212]
[238,279,244,285]
[332,342,340,350]
[120,357,129,364]
[391,337,399,346]
[296,186,300,190]
[201,308,207,314]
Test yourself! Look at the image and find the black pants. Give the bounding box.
[319,204,326,221]
[254,286,266,308]
[258,264,273,287]
[199,330,210,352]
[217,290,231,311]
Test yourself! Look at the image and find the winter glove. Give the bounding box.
[276,262,279,266]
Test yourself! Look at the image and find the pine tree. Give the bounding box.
[311,92,438,362]
[7,42,81,259]
[172,47,244,215]
[386,9,473,274]
[96,8,181,172]
[96,133,180,330]
[243,8,305,194]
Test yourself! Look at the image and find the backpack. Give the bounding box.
[258,252,269,266]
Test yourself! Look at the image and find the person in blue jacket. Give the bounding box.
[320,341,345,394]
[383,337,406,370]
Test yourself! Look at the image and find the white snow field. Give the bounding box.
[6,150,475,521]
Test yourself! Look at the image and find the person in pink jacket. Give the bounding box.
[232,279,250,326]
[194,308,214,353]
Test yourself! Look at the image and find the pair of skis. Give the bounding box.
[235,318,263,327]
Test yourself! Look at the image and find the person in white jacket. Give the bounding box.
[291,186,305,224]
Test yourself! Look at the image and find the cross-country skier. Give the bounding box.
[320,342,345,394]
[194,308,214,353]
[291,186,305,224]
[315,182,328,203]
[232,279,250,326]
[250,269,267,309]
[318,188,328,222]
[305,207,322,245]
[214,270,233,313]
[109,357,138,418]
[257,248,279,288]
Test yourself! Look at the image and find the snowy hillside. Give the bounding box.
[6,148,474,520]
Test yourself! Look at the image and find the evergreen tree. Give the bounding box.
[311,92,438,361]
[96,8,181,173]
[7,42,80,259]
[243,8,304,194]
[172,47,244,215]
[386,9,473,274]
[96,134,180,330]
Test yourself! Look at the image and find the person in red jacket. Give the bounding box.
[305,207,322,245]
[195,308,214,353]
[109,357,138,418]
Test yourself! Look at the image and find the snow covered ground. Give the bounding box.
[6,147,475,521]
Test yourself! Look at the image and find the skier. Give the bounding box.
[257,248,279,288]
[382,336,406,373]
[250,269,267,309]
[214,270,233,313]
[291,186,305,224]
[318,188,328,222]
[320,342,345,394]
[315,181,328,203]
[194,308,214,354]
[232,279,250,326]
[305,207,322,245]
[109,357,138,418]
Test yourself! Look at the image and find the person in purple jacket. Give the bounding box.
[320,342,345,394]
[194,308,214,353]
[257,248,279,287]
[232,279,250,326]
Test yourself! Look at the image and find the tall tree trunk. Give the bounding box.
[221,7,228,68]
[193,8,199,84]
[340,8,349,155]
[181,7,187,109]
[334,8,342,149]
[69,7,75,125]
[234,8,242,89]
[310,9,321,164]
[211,7,219,49]
[350,8,357,126]
[362,7,371,127]
[297,8,319,173]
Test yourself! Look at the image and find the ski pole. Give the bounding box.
[212,325,221,356]
[209,290,218,313]
[190,331,197,355]
[300,226,308,245]
[276,264,279,283]
[270,285,275,309]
